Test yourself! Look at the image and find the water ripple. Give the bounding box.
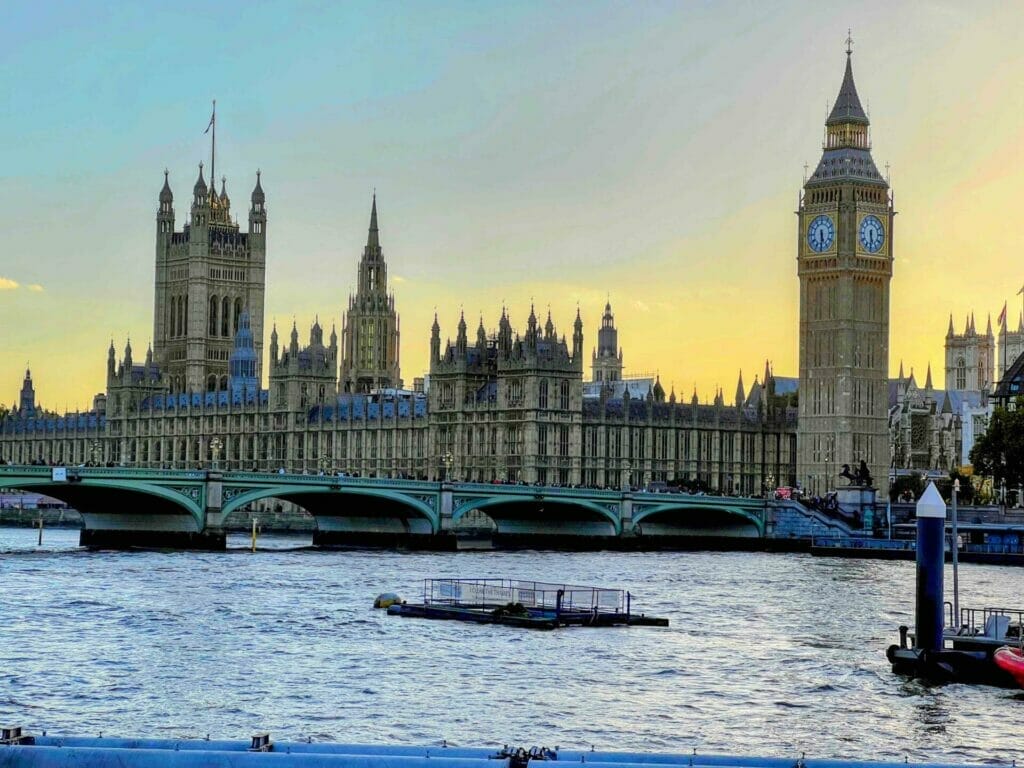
[0,527,1021,762]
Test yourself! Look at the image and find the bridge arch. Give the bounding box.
[632,501,764,537]
[0,477,205,530]
[452,494,621,536]
[220,485,439,533]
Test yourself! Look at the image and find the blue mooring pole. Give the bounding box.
[914,482,946,652]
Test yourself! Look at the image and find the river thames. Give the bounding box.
[0,527,1021,762]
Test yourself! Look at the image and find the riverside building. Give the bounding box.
[17,48,954,494]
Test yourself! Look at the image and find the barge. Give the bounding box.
[385,578,668,629]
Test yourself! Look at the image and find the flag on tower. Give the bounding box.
[997,301,1007,327]
[204,101,215,134]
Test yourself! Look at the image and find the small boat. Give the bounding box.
[993,646,1024,688]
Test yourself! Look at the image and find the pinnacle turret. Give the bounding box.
[159,170,173,203]
[251,170,265,205]
[193,164,207,195]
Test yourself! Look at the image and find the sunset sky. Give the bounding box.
[3,1,1023,410]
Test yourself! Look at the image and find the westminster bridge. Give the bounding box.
[0,465,855,549]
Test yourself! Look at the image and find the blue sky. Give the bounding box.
[3,1,1023,407]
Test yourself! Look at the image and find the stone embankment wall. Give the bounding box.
[0,508,83,528]
[769,501,855,539]
[223,502,315,531]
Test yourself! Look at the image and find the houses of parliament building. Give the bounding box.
[2,47,921,496]
[0,158,797,492]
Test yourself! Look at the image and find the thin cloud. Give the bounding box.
[0,277,19,290]
[26,284,44,292]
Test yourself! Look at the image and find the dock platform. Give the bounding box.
[385,579,668,629]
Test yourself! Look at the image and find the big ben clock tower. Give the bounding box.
[797,41,893,498]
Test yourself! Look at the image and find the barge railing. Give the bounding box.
[424,579,627,616]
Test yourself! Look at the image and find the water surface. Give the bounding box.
[1,527,1021,762]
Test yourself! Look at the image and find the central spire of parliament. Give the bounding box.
[339,194,402,393]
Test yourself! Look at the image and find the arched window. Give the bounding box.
[169,298,177,339]
[559,380,570,410]
[184,296,189,335]
[956,357,966,390]
[220,375,228,392]
[209,296,219,336]
[207,374,217,392]
[233,298,243,335]
[539,380,548,409]
[221,296,230,337]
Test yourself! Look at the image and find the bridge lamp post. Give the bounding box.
[89,440,100,467]
[624,461,632,491]
[442,452,453,482]
[318,456,329,476]
[210,436,223,470]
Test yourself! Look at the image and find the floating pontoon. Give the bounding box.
[385,578,668,629]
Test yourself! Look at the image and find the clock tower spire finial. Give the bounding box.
[845,29,853,56]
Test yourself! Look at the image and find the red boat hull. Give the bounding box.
[993,646,1024,688]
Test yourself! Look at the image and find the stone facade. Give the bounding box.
[797,50,893,496]
[427,306,585,484]
[945,314,995,392]
[153,167,266,393]
[339,196,401,393]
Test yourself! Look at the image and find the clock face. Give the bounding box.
[859,215,885,253]
[807,215,835,253]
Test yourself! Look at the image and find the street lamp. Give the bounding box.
[210,436,223,470]
[442,452,453,482]
[318,455,329,476]
[90,440,100,466]
[624,461,632,491]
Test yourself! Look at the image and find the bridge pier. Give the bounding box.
[438,482,454,533]
[620,493,635,536]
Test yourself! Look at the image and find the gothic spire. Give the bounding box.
[251,170,265,205]
[826,47,869,126]
[159,169,173,203]
[193,163,208,196]
[947,314,955,338]
[925,363,933,390]
[367,193,379,249]
[735,370,745,408]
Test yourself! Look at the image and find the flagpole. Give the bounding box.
[210,99,216,191]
